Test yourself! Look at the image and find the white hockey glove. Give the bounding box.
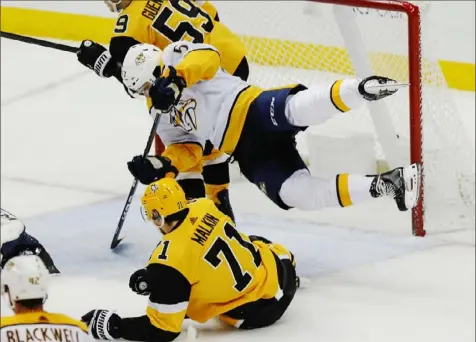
[81,309,121,340]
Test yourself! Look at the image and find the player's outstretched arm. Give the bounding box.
[81,264,190,342]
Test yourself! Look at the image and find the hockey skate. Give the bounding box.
[369,163,421,211]
[358,75,406,101]
[37,247,61,276]
[216,189,236,222]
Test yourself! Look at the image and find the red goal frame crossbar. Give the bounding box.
[309,0,425,236]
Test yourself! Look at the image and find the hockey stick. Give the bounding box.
[0,31,78,53]
[110,111,163,249]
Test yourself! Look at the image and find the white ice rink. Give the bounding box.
[1,38,475,341]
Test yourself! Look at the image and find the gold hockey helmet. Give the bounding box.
[141,177,187,225]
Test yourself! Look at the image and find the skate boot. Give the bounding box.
[369,163,421,211]
[37,246,61,276]
[215,189,236,222]
[358,75,403,101]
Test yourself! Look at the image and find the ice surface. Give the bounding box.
[1,38,474,341]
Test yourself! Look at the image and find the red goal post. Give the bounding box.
[308,0,425,234]
[155,0,475,237]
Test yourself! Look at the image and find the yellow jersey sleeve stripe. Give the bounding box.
[219,315,244,328]
[148,300,189,314]
[146,307,185,334]
[162,142,203,173]
[174,49,221,87]
[336,174,353,207]
[330,80,352,113]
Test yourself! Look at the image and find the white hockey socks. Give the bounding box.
[285,79,365,127]
[279,169,374,211]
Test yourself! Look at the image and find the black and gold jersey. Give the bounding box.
[141,198,294,334]
[109,0,246,76]
[1,312,93,342]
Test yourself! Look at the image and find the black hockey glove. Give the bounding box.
[129,268,150,296]
[148,66,186,112]
[81,309,121,340]
[127,155,178,185]
[77,40,117,78]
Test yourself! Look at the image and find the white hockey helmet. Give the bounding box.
[1,255,50,309]
[122,44,162,96]
[103,0,132,13]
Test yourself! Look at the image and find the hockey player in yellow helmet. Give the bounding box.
[140,177,188,234]
[81,178,299,341]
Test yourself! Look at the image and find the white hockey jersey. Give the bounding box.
[1,209,25,247]
[1,312,94,342]
[149,41,263,173]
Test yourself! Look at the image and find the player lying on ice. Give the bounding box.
[1,209,60,275]
[123,41,421,213]
[81,177,299,341]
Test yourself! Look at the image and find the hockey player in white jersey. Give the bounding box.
[1,255,94,342]
[1,209,59,275]
[123,41,420,213]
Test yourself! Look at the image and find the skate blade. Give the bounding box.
[367,82,409,89]
[403,163,421,209]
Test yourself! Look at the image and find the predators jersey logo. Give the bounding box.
[170,99,198,133]
[135,52,147,66]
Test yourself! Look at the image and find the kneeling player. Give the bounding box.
[1,255,94,342]
[123,42,421,214]
[1,209,59,274]
[81,178,298,341]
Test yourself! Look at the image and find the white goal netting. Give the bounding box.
[216,0,475,234]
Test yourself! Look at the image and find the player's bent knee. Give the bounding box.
[279,169,342,211]
[278,168,312,209]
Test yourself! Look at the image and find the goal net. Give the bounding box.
[213,0,475,236]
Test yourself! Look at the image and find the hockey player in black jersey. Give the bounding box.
[1,209,59,275]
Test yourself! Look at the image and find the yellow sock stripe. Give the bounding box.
[219,315,243,328]
[330,80,352,113]
[336,174,353,207]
